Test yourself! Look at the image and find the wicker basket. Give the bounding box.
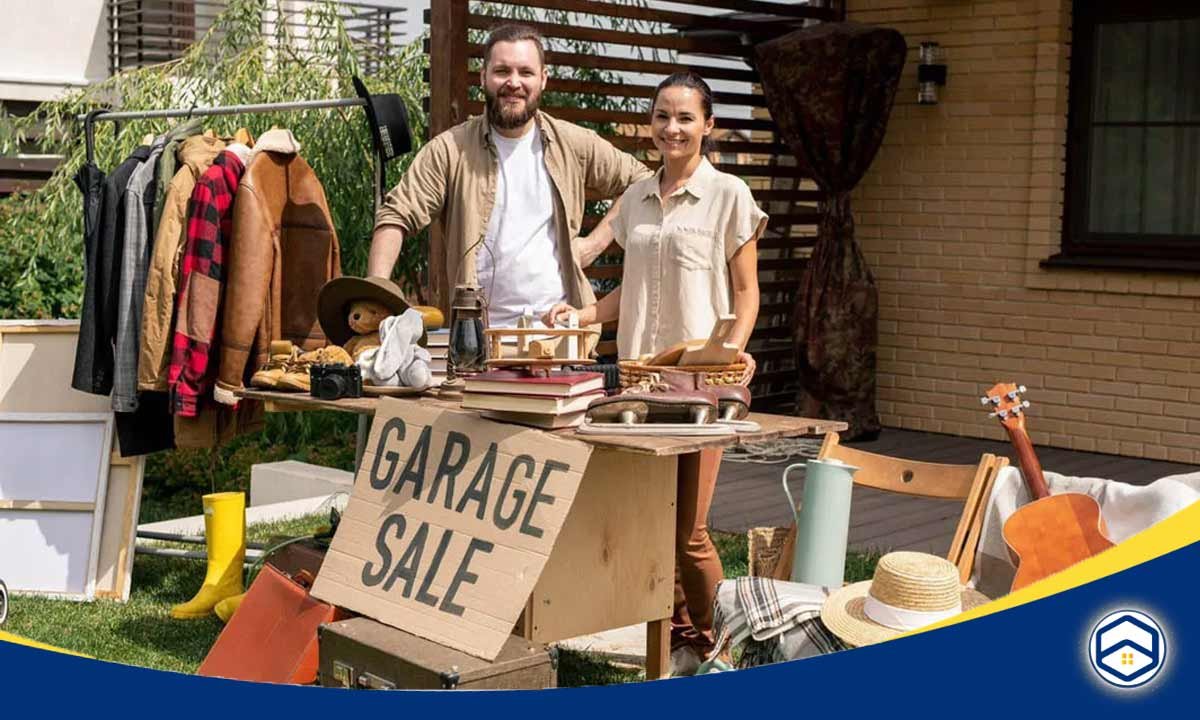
[618,360,747,389]
[747,526,792,578]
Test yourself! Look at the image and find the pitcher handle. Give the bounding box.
[782,462,806,527]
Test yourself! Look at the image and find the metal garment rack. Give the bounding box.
[79,97,367,165]
[80,97,380,550]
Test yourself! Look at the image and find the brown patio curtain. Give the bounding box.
[755,22,907,438]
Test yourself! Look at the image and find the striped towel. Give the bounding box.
[711,576,847,668]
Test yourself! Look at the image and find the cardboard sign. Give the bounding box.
[310,399,592,660]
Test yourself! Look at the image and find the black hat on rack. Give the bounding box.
[353,76,413,161]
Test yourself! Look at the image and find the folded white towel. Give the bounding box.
[356,309,433,390]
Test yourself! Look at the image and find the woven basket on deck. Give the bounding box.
[618,360,747,389]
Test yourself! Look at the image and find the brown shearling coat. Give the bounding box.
[214,129,341,404]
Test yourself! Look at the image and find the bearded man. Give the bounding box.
[368,24,651,330]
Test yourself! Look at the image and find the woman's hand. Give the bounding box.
[737,350,756,386]
[542,303,581,328]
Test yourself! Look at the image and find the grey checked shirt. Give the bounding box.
[113,143,165,412]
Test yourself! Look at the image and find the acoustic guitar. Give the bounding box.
[981,383,1115,591]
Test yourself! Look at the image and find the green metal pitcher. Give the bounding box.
[782,457,859,587]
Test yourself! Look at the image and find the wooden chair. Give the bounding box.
[765,432,1009,584]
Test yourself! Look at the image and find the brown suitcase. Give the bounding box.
[318,617,557,690]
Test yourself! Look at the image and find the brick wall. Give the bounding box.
[843,0,1199,464]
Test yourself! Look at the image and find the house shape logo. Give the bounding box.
[1088,610,1166,688]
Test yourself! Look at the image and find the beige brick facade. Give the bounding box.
[844,0,1199,464]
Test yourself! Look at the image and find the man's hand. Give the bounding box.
[542,302,581,328]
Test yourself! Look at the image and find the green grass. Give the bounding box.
[4,519,882,683]
[3,514,331,672]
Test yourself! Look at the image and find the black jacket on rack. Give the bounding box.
[71,160,106,393]
[72,144,152,395]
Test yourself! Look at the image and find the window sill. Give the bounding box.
[1040,253,1200,274]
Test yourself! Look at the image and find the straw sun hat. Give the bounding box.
[820,551,990,648]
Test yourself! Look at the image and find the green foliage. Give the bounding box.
[140,410,358,523]
[0,0,430,320]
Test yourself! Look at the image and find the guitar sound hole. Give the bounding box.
[901,470,914,483]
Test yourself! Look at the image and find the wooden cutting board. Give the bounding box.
[679,315,740,366]
[643,340,702,366]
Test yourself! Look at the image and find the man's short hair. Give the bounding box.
[483,24,546,69]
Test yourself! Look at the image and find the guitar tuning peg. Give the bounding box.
[1022,400,1031,408]
[979,397,990,405]
[1018,385,1027,393]
[1006,390,1018,400]
[988,411,998,418]
[991,396,1000,405]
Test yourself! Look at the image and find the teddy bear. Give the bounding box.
[342,299,392,361]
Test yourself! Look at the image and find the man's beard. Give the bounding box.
[485,85,541,130]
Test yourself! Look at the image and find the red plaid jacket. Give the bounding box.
[168,151,246,417]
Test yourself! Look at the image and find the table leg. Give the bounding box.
[645,618,671,680]
[354,414,371,472]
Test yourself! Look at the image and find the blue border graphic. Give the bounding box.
[2,540,1196,717]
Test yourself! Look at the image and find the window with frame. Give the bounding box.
[1053,0,1200,270]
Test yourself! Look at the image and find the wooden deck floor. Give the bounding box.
[710,428,1198,557]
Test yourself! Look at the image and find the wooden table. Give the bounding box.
[239,388,845,678]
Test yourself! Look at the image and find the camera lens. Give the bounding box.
[317,374,348,400]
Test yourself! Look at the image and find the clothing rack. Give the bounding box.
[79,97,368,166]
[78,96,380,506]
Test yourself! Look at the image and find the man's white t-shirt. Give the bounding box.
[476,124,567,328]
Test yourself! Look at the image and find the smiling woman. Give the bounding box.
[541,70,769,672]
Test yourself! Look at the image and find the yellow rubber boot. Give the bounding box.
[213,592,246,623]
[170,492,246,619]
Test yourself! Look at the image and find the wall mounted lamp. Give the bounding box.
[917,42,947,105]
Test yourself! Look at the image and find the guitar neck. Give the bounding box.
[1004,425,1050,500]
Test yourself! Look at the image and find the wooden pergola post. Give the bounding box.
[425,0,469,315]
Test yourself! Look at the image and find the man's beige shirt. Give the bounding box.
[613,158,767,360]
[374,111,651,324]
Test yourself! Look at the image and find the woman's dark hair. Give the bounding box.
[651,71,716,155]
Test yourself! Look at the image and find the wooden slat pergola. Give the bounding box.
[424,0,847,411]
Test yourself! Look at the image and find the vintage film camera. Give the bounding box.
[310,363,363,401]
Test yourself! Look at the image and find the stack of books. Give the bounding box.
[461,369,605,429]
[426,328,449,385]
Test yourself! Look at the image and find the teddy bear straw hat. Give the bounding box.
[317,276,412,347]
[820,551,991,648]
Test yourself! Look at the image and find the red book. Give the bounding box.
[463,369,604,397]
